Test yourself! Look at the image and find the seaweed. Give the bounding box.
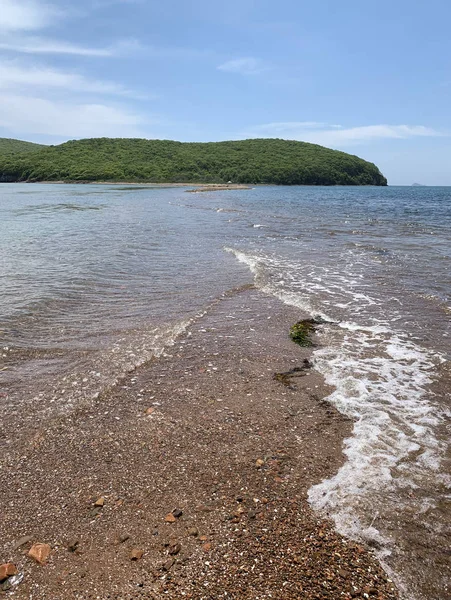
[289,319,318,347]
[273,360,313,389]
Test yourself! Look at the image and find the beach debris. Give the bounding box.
[28,543,51,565]
[130,548,144,561]
[1,571,24,592]
[94,497,105,507]
[0,563,17,581]
[12,535,33,550]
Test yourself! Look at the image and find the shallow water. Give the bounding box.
[1,183,450,599]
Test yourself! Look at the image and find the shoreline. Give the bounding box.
[0,288,398,598]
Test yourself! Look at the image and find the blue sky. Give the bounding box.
[0,0,450,184]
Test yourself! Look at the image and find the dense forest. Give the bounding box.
[0,137,387,185]
[0,138,46,154]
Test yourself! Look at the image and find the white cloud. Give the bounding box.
[0,59,145,98]
[251,121,343,133]
[218,57,268,75]
[0,94,146,138]
[0,36,114,56]
[246,122,443,147]
[0,0,60,32]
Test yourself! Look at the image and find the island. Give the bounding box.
[0,137,387,186]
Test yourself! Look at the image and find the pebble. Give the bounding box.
[162,558,175,571]
[28,543,51,565]
[187,527,198,537]
[94,497,105,507]
[130,548,144,561]
[169,543,181,555]
[172,508,183,518]
[0,563,17,582]
[165,513,177,523]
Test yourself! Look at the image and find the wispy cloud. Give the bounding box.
[0,94,147,138]
[218,57,268,75]
[0,0,60,32]
[0,36,115,57]
[245,122,444,146]
[0,59,146,98]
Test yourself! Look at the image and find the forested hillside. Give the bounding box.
[0,138,46,155]
[0,137,387,185]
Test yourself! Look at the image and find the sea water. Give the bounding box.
[1,183,450,599]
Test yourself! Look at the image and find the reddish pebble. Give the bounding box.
[28,543,51,565]
[0,563,17,581]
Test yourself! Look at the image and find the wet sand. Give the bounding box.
[0,288,398,599]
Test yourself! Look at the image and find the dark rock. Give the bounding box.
[172,509,183,518]
[162,558,175,571]
[67,539,79,552]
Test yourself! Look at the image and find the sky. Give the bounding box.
[0,0,450,184]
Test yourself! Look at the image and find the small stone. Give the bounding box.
[169,543,181,556]
[94,497,105,507]
[255,459,265,468]
[202,543,212,552]
[145,407,155,415]
[187,527,198,537]
[12,535,33,551]
[172,508,183,518]
[67,539,79,552]
[165,513,176,523]
[338,569,349,578]
[117,533,130,544]
[199,535,208,542]
[0,563,17,582]
[130,548,144,561]
[248,510,257,519]
[28,543,51,565]
[162,558,175,571]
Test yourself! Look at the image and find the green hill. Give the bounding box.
[0,138,46,155]
[0,137,387,185]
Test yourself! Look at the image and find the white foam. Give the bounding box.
[226,246,447,559]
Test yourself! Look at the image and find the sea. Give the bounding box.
[0,183,450,600]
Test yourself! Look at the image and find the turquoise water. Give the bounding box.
[1,183,450,599]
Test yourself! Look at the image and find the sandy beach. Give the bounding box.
[0,287,398,599]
